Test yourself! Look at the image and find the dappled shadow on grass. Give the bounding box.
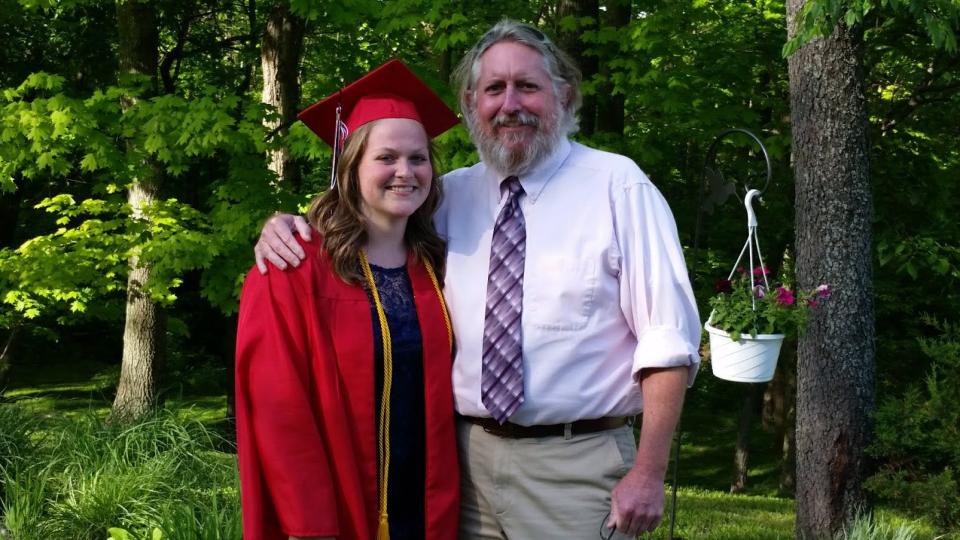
[3,361,119,420]
[3,391,113,421]
[652,488,795,540]
[7,357,116,389]
[667,380,786,497]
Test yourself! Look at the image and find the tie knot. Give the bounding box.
[502,176,524,197]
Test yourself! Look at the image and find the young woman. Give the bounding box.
[235,60,460,540]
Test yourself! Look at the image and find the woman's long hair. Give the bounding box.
[306,120,446,284]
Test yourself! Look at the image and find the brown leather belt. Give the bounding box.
[458,415,628,439]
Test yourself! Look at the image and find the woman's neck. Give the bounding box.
[364,219,407,268]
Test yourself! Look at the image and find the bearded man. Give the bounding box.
[254,20,701,540]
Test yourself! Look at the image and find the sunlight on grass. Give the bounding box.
[2,358,951,539]
[656,488,795,539]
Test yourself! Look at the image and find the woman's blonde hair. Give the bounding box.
[306,120,446,284]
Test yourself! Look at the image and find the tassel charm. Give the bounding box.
[377,512,390,540]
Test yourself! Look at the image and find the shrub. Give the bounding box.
[866,316,960,530]
[836,512,921,540]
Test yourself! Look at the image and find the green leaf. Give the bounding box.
[106,528,133,540]
[844,8,860,27]
[80,153,99,172]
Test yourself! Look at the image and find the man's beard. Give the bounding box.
[469,109,565,177]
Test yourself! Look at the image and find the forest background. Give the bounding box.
[0,0,958,539]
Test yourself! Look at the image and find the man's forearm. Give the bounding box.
[634,366,687,474]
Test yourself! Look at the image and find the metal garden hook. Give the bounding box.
[673,128,775,540]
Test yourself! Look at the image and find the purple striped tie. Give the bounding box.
[481,176,526,424]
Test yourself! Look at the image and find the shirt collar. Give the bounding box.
[483,138,572,205]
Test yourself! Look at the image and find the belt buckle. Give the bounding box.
[483,420,510,437]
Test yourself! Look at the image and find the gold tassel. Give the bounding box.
[377,512,390,540]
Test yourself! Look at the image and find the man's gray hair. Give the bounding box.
[453,20,583,136]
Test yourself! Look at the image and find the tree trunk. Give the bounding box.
[224,313,238,427]
[596,0,630,134]
[261,1,305,189]
[731,383,760,494]
[0,189,21,248]
[555,0,599,136]
[765,337,797,495]
[780,355,797,496]
[786,1,875,537]
[0,325,19,392]
[112,0,164,423]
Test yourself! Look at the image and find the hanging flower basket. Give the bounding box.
[704,189,831,383]
[705,322,784,383]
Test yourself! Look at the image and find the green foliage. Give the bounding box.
[785,0,960,56]
[0,407,238,540]
[866,317,960,529]
[0,404,38,483]
[707,270,829,340]
[1,0,959,531]
[107,528,163,540]
[836,512,923,540]
[0,74,281,322]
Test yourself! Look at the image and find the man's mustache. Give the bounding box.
[492,112,539,129]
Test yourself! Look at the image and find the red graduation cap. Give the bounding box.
[298,59,460,149]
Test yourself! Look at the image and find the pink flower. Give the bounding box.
[776,286,795,306]
[753,266,770,277]
[753,284,766,298]
[816,284,831,298]
[736,266,746,274]
[807,298,818,308]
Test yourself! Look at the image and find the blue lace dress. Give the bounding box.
[366,263,425,540]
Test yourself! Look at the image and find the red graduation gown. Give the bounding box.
[235,235,459,540]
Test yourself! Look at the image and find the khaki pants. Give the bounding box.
[457,419,638,539]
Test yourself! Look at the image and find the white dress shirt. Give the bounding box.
[435,138,701,425]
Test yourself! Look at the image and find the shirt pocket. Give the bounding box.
[525,254,598,331]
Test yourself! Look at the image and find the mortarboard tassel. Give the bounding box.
[330,101,348,189]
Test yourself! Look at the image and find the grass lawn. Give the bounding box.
[0,357,947,539]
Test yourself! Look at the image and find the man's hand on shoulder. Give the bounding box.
[255,214,312,274]
[606,466,665,536]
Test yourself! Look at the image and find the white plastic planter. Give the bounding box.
[705,322,784,383]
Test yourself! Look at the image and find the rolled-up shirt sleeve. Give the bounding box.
[613,174,701,386]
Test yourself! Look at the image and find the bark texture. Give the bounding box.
[261,2,305,189]
[596,0,630,134]
[786,1,875,537]
[112,0,165,423]
[0,326,18,390]
[731,383,761,494]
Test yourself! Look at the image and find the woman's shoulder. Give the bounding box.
[245,231,329,288]
[284,232,334,279]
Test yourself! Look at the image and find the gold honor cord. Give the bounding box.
[359,250,394,540]
[359,251,452,540]
[423,259,453,352]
